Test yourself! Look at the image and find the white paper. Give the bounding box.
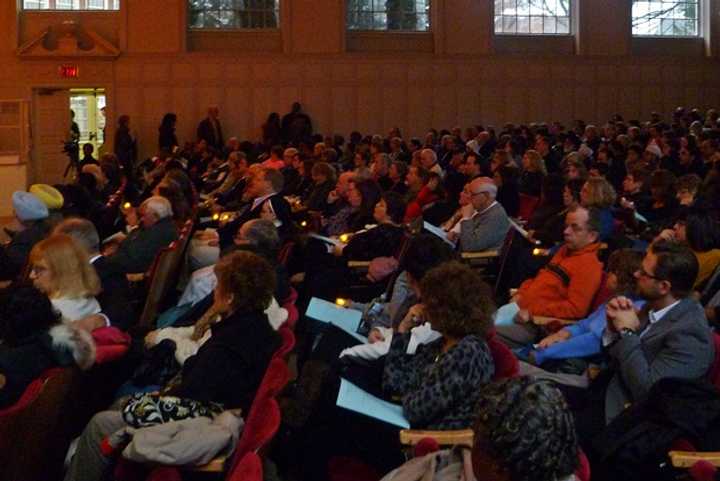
[509,218,540,245]
[306,297,367,342]
[336,378,410,428]
[423,221,456,247]
[308,233,343,247]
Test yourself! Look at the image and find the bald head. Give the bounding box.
[468,177,497,211]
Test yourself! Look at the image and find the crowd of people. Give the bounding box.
[1,102,720,481]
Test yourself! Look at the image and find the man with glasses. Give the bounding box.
[445,177,510,253]
[601,240,714,423]
[495,205,604,340]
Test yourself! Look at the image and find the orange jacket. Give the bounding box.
[518,243,603,319]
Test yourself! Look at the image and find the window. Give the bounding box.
[22,0,119,9]
[189,0,280,29]
[347,1,430,31]
[632,1,699,37]
[494,0,571,35]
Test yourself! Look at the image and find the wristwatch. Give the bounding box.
[619,328,637,338]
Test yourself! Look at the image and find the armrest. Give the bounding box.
[532,316,575,326]
[348,260,371,269]
[399,429,474,448]
[186,455,228,472]
[669,451,720,468]
[461,250,499,259]
[126,273,146,283]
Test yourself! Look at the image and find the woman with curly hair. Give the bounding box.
[381,377,579,481]
[65,251,281,481]
[383,261,496,429]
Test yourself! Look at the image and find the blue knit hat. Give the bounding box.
[12,191,49,222]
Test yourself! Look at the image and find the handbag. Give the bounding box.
[122,392,223,428]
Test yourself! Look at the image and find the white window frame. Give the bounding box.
[22,0,119,10]
[631,0,701,38]
[493,0,573,36]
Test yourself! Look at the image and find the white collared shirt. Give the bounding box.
[251,193,275,211]
[640,300,681,337]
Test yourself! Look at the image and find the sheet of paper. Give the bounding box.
[634,211,649,224]
[423,221,456,247]
[336,378,410,428]
[509,218,540,245]
[308,233,342,247]
[305,297,367,342]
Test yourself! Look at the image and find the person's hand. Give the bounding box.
[656,228,676,243]
[368,328,386,344]
[446,230,459,242]
[73,314,106,333]
[705,306,718,324]
[526,229,537,244]
[620,197,635,211]
[327,190,339,204]
[537,330,571,349]
[606,296,640,332]
[398,304,425,333]
[460,202,475,219]
[514,308,531,324]
[145,329,159,347]
[124,207,138,227]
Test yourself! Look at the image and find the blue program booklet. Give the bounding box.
[336,378,410,428]
[305,297,367,342]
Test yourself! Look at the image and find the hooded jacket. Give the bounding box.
[0,324,96,408]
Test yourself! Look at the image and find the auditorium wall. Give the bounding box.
[1,0,720,185]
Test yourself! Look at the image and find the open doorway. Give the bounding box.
[31,87,107,185]
[69,88,106,156]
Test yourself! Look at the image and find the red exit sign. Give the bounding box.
[58,65,79,79]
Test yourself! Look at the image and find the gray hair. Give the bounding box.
[141,196,173,220]
[53,217,100,254]
[241,219,280,253]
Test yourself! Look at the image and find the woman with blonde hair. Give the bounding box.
[520,149,546,196]
[28,234,101,323]
[580,177,617,241]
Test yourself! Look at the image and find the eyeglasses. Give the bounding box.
[636,267,664,281]
[30,265,48,276]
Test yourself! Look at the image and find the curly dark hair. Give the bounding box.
[420,261,494,339]
[214,251,276,313]
[473,377,579,481]
[607,248,643,295]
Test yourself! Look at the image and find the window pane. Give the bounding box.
[632,0,699,37]
[23,0,118,10]
[347,0,431,31]
[188,0,280,29]
[494,0,572,35]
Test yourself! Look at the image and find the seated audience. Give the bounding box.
[494,164,521,218]
[524,249,644,374]
[381,378,579,481]
[0,191,50,282]
[0,286,96,408]
[520,149,546,197]
[579,177,616,241]
[102,196,178,275]
[655,209,720,288]
[29,234,102,326]
[340,192,407,261]
[445,177,510,252]
[53,218,134,331]
[495,206,603,335]
[595,241,714,428]
[64,251,281,481]
[305,162,337,212]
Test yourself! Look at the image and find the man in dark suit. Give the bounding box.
[196,105,224,151]
[218,167,291,249]
[602,240,714,423]
[103,196,178,275]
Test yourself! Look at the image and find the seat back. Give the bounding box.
[281,287,299,331]
[274,326,296,360]
[227,452,263,481]
[232,397,281,465]
[0,367,79,481]
[137,220,194,330]
[256,357,291,399]
[706,333,720,391]
[517,194,540,221]
[277,241,295,267]
[486,335,520,380]
[589,271,611,314]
